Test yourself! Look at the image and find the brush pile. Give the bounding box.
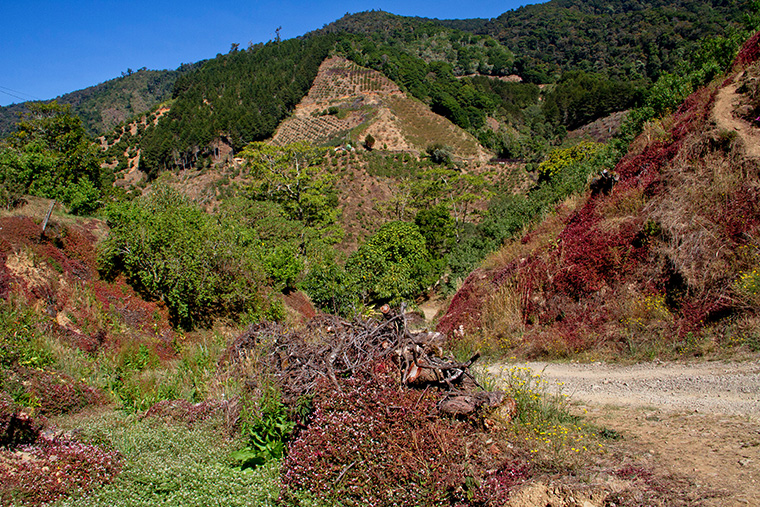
[223,305,514,419]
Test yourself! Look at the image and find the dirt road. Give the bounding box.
[514,360,760,419]
[490,360,760,506]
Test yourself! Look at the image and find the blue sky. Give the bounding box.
[0,0,543,107]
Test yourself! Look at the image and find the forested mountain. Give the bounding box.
[326,1,750,82]
[134,0,750,177]
[0,65,199,138]
[137,36,338,178]
[474,0,752,82]
[6,0,750,171]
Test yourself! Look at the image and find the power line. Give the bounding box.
[0,85,40,102]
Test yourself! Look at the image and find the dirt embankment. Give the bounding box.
[490,360,760,506]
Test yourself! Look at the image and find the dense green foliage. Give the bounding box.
[138,36,336,178]
[324,3,750,83]
[346,221,433,305]
[302,221,436,314]
[232,386,295,469]
[445,143,613,288]
[0,102,106,213]
[241,141,338,230]
[478,0,751,83]
[542,71,642,130]
[323,12,516,76]
[98,186,313,328]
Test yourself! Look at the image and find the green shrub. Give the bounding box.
[537,141,602,182]
[300,259,360,317]
[346,221,433,305]
[65,178,102,216]
[425,143,452,165]
[414,204,456,256]
[99,185,270,329]
[262,246,303,291]
[0,102,105,215]
[0,302,52,370]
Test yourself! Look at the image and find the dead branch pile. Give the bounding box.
[222,306,514,419]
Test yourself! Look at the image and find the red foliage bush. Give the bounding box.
[142,399,228,427]
[616,87,715,194]
[719,185,760,243]
[615,140,675,194]
[90,277,174,348]
[0,217,41,252]
[552,207,646,298]
[1,214,175,355]
[437,269,492,338]
[281,361,529,506]
[0,252,11,301]
[734,31,760,68]
[0,435,121,506]
[17,368,104,417]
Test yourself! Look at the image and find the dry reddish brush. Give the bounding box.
[440,38,760,359]
[222,311,529,505]
[0,435,121,506]
[12,368,104,417]
[281,363,530,507]
[0,214,174,357]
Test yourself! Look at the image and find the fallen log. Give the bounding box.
[438,391,516,420]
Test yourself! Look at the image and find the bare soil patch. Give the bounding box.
[712,72,760,159]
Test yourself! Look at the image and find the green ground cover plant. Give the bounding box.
[51,411,282,507]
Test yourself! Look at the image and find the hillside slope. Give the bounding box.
[0,66,194,138]
[272,56,490,161]
[439,33,760,359]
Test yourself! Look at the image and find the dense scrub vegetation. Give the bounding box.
[472,0,752,82]
[99,183,340,329]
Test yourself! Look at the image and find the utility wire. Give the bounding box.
[0,85,40,102]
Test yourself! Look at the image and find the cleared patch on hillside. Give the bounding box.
[385,94,486,159]
[567,111,628,143]
[271,56,490,161]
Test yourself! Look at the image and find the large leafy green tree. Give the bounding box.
[241,141,339,232]
[0,102,103,213]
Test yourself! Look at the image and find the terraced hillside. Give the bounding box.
[271,56,490,162]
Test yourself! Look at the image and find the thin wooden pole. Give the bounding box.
[41,199,55,235]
